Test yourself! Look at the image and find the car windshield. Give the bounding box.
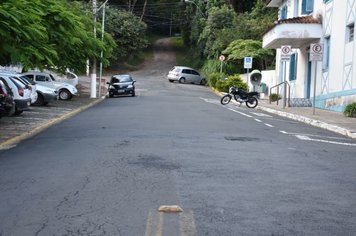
[20,76,36,85]
[112,76,132,83]
[50,74,56,81]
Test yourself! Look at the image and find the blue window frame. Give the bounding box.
[347,23,354,43]
[323,37,330,70]
[289,53,298,81]
[302,0,314,14]
[280,5,288,20]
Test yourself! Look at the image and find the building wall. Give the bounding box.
[272,0,356,112]
[316,0,356,112]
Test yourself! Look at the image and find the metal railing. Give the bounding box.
[269,81,290,108]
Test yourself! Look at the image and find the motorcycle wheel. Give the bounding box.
[245,97,258,108]
[220,95,232,105]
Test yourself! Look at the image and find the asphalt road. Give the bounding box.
[1,39,356,236]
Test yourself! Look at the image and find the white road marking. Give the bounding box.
[295,135,356,146]
[228,108,253,118]
[180,210,197,236]
[199,97,220,105]
[265,123,274,127]
[254,119,262,122]
[250,112,272,117]
[280,131,351,140]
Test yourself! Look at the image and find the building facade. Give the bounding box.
[263,0,355,112]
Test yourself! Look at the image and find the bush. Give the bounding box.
[213,74,247,93]
[207,72,225,88]
[344,102,356,117]
[270,93,281,102]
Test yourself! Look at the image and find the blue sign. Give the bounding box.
[244,57,253,69]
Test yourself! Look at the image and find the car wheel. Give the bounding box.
[200,79,207,85]
[34,93,45,106]
[109,92,114,98]
[179,77,185,83]
[132,91,136,97]
[169,79,174,83]
[59,89,72,100]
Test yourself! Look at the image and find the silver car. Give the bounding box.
[167,66,206,85]
[22,71,78,100]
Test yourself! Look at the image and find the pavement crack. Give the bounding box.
[34,218,49,236]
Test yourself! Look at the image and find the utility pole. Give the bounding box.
[90,0,97,98]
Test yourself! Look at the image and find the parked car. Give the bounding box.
[107,74,136,97]
[12,76,37,105]
[0,79,15,117]
[52,70,78,87]
[167,66,206,85]
[0,74,31,115]
[16,75,58,106]
[22,71,78,100]
[0,71,38,105]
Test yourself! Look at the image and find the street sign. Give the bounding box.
[244,57,253,69]
[281,45,292,61]
[310,43,323,61]
[219,55,225,62]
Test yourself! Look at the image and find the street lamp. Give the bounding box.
[98,0,108,98]
[90,0,109,98]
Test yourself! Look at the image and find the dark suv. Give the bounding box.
[107,74,136,98]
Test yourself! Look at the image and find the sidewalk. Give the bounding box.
[257,99,356,139]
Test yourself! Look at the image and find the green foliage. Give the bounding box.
[270,93,281,102]
[170,37,185,50]
[207,72,225,87]
[233,0,277,40]
[344,102,356,117]
[184,0,277,73]
[223,39,275,71]
[215,74,247,92]
[199,5,236,59]
[0,0,115,73]
[105,8,148,61]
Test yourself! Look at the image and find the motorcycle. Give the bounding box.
[220,86,259,108]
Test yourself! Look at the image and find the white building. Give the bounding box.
[263,0,355,112]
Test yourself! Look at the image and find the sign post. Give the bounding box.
[310,43,323,115]
[219,55,225,73]
[244,57,253,87]
[280,45,292,109]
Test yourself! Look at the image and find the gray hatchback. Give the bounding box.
[167,66,206,85]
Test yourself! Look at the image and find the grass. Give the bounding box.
[170,37,205,69]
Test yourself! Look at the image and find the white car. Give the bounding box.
[16,75,58,106]
[167,66,206,85]
[23,71,78,100]
[0,73,31,115]
[12,76,38,105]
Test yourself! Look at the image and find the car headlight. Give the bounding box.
[109,85,115,89]
[127,85,133,89]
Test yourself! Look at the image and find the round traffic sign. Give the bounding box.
[219,55,225,62]
[312,44,322,53]
[281,46,291,55]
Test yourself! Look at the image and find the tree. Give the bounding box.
[0,0,115,73]
[223,39,275,70]
[198,5,236,59]
[105,8,148,60]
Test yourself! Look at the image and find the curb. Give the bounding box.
[0,98,105,150]
[210,87,356,139]
[257,106,356,139]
